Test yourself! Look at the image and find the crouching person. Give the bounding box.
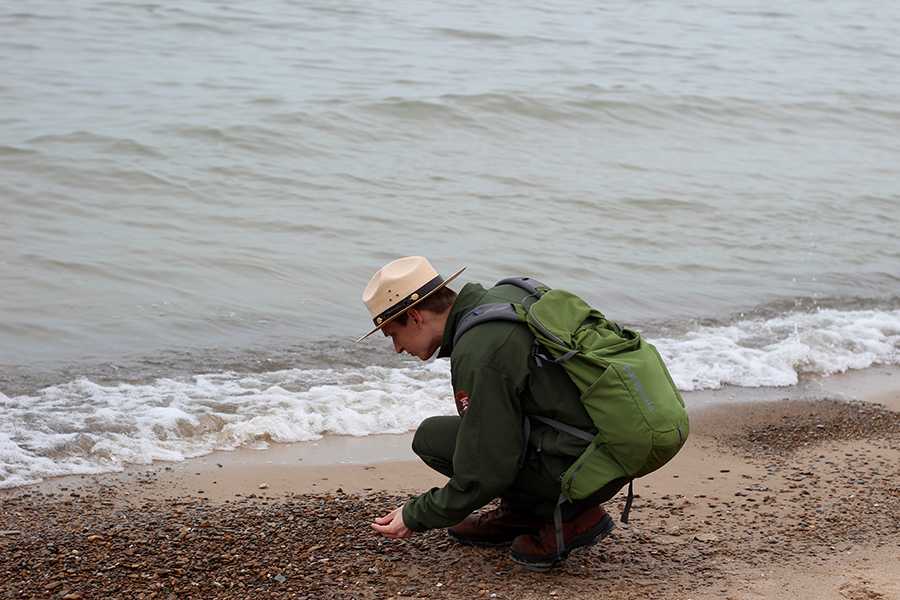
[360,257,650,570]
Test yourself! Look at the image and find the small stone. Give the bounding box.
[694,533,719,543]
[258,483,269,490]
[273,574,287,583]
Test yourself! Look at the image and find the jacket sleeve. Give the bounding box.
[403,361,525,532]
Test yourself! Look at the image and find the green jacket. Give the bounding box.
[403,282,595,531]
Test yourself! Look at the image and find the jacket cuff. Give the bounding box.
[402,498,428,532]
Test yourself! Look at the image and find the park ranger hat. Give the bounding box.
[357,256,465,342]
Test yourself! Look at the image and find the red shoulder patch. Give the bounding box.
[454,390,471,415]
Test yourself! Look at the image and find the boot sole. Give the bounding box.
[509,513,615,572]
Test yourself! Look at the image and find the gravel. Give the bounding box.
[1,399,897,599]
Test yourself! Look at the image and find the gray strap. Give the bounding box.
[555,349,578,364]
[453,303,522,347]
[554,494,566,558]
[494,277,548,297]
[532,343,578,368]
[531,415,595,443]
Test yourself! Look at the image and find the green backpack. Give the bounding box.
[454,278,689,528]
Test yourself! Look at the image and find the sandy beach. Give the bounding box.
[2,373,899,600]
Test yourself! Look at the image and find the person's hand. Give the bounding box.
[371,505,412,539]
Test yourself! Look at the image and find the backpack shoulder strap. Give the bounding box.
[494,276,549,298]
[453,303,523,348]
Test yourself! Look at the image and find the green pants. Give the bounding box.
[412,415,628,521]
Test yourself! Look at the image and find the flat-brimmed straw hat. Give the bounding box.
[357,256,465,342]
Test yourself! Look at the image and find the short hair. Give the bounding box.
[393,286,457,326]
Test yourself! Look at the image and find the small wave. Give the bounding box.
[168,125,232,143]
[724,10,796,19]
[655,308,900,391]
[359,97,469,122]
[362,92,628,125]
[428,27,585,46]
[0,145,38,157]
[1,12,61,21]
[430,27,510,42]
[170,21,233,34]
[351,92,810,128]
[169,124,307,155]
[2,303,899,488]
[0,361,454,488]
[248,96,285,105]
[625,196,714,213]
[25,131,164,158]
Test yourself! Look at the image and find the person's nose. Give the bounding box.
[392,337,403,354]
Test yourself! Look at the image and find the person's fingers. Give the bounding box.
[373,517,398,531]
[373,514,392,525]
[373,507,400,525]
[371,522,400,538]
[371,522,388,533]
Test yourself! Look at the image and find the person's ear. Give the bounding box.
[408,308,424,328]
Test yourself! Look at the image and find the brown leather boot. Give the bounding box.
[448,502,544,547]
[510,505,614,571]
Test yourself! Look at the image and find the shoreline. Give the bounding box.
[2,368,899,599]
[4,365,898,501]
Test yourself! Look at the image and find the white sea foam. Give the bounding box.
[0,361,456,489]
[656,308,900,391]
[1,308,898,488]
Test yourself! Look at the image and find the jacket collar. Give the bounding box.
[437,282,487,358]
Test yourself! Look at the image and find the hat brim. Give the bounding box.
[355,266,466,343]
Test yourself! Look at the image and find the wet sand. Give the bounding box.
[2,388,898,599]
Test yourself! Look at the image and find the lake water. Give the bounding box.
[2,0,899,487]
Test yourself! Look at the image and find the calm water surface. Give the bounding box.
[4,0,899,371]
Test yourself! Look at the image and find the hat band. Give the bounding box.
[373,275,445,326]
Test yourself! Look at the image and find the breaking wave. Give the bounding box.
[2,306,898,488]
